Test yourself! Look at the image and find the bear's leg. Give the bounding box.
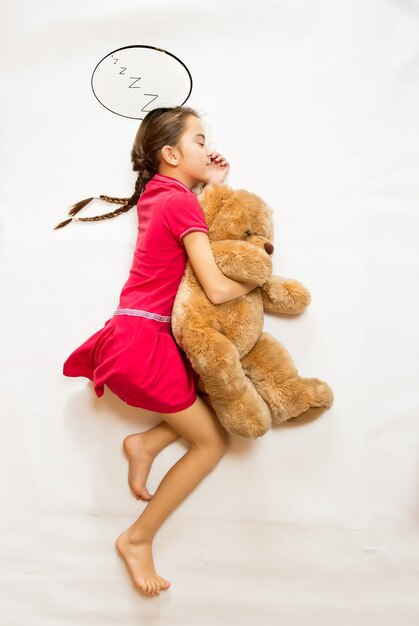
[182,326,272,439]
[241,332,334,425]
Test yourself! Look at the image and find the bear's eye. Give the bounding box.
[243,230,252,238]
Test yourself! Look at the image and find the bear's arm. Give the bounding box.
[261,276,312,314]
[211,240,272,286]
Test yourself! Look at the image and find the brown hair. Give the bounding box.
[53,105,200,230]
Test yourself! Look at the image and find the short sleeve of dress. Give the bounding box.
[163,192,209,245]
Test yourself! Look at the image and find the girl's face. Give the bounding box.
[162,115,212,188]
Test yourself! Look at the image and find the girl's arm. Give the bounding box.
[183,231,259,305]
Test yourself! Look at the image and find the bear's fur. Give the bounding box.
[171,183,334,438]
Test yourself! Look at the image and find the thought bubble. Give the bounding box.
[91,45,193,119]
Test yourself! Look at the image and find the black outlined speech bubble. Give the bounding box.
[91,45,193,120]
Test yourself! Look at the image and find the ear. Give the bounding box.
[161,145,179,166]
[197,183,235,226]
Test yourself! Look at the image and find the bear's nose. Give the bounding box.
[264,242,274,255]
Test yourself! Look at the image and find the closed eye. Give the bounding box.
[244,231,266,239]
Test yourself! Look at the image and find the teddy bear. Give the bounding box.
[171,183,334,439]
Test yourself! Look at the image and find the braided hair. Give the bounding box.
[53,105,200,230]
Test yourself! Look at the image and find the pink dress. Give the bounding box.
[62,173,209,413]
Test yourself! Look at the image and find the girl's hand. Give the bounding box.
[206,151,230,185]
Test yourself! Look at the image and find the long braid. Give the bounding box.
[53,164,155,229]
[53,105,199,230]
[99,194,130,204]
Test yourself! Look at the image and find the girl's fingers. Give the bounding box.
[213,157,229,165]
[209,151,228,164]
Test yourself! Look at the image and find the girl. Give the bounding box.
[55,106,259,596]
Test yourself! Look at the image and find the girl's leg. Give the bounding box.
[116,394,229,596]
[123,421,182,500]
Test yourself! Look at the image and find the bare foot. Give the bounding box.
[115,529,171,595]
[123,433,155,500]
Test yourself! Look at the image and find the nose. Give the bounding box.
[264,242,274,255]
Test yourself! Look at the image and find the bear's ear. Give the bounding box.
[197,183,235,227]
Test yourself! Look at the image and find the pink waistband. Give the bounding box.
[113,307,171,323]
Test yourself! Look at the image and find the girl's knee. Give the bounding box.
[214,434,229,458]
[205,417,229,456]
[198,432,229,461]
[162,396,229,456]
[188,427,228,458]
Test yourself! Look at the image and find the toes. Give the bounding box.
[150,580,159,595]
[145,581,153,595]
[138,578,155,595]
[158,575,170,588]
[137,576,166,595]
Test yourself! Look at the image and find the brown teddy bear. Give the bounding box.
[171,183,334,439]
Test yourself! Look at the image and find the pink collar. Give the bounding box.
[151,173,191,193]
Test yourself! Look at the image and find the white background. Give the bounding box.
[1,0,418,623]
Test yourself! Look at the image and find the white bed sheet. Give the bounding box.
[1,0,418,623]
